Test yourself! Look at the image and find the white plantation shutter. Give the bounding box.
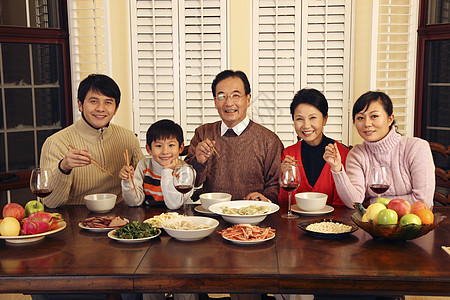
[370,0,418,136]
[301,0,351,145]
[68,0,110,121]
[131,0,179,149]
[180,0,228,143]
[252,0,352,147]
[251,0,301,146]
[131,0,227,149]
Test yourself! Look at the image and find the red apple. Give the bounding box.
[387,198,411,219]
[2,203,25,222]
[410,201,429,215]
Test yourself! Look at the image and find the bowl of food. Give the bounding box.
[208,200,280,225]
[200,192,232,211]
[295,192,327,212]
[84,193,117,213]
[351,203,447,241]
[161,216,219,241]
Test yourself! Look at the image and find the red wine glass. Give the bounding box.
[368,166,392,197]
[30,168,53,204]
[173,163,196,216]
[279,163,301,219]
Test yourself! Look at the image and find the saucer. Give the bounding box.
[291,204,334,215]
[194,205,216,215]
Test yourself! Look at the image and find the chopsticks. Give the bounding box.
[212,146,221,158]
[68,145,113,177]
[123,149,139,198]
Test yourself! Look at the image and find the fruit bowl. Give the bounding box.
[351,204,447,241]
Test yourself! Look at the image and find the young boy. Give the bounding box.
[119,119,191,209]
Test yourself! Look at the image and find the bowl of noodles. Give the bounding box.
[208,200,280,225]
[161,216,219,241]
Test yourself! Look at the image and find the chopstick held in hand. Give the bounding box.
[124,149,139,198]
[68,145,113,177]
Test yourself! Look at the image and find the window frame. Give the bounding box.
[0,1,72,192]
[414,0,450,137]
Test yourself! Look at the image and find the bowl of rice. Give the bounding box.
[161,216,219,241]
[208,200,280,225]
[298,219,359,239]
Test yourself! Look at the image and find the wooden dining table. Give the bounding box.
[0,203,448,297]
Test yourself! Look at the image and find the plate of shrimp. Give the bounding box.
[218,223,276,245]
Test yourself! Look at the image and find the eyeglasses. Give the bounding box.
[214,93,244,102]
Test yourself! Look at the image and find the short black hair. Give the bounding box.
[146,119,184,147]
[352,91,395,129]
[290,88,328,120]
[77,74,121,106]
[211,70,251,97]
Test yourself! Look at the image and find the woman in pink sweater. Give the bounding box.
[324,91,435,208]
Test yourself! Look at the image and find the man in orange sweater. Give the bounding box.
[185,70,283,203]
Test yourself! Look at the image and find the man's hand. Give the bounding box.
[195,138,216,164]
[244,192,270,202]
[119,165,134,181]
[59,148,92,173]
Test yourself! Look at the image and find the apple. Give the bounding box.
[376,197,391,206]
[410,201,429,215]
[365,203,386,224]
[399,214,422,226]
[387,198,411,219]
[24,200,45,217]
[2,203,25,221]
[378,209,398,225]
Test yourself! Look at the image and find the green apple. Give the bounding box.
[399,214,422,226]
[376,197,391,206]
[378,209,398,225]
[24,200,45,217]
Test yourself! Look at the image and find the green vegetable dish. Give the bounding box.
[113,221,160,239]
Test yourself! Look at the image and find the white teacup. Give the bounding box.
[200,192,232,211]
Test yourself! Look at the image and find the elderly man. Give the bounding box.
[185,70,283,203]
[40,74,144,208]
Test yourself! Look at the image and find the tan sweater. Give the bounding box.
[185,121,284,202]
[40,118,145,208]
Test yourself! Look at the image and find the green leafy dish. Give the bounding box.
[351,204,446,241]
[108,221,161,243]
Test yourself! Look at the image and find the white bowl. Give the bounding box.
[162,216,219,241]
[208,200,280,225]
[84,193,117,213]
[295,192,327,212]
[200,192,232,211]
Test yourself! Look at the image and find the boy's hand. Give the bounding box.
[195,138,215,164]
[119,165,134,180]
[164,158,180,170]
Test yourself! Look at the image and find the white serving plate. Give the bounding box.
[291,204,334,215]
[78,218,129,232]
[194,205,216,215]
[208,200,279,225]
[221,232,276,245]
[162,216,219,241]
[0,221,66,244]
[108,228,161,243]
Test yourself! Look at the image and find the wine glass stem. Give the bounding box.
[287,192,292,216]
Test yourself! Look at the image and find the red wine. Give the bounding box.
[369,184,389,194]
[33,189,53,198]
[175,185,193,194]
[281,183,299,192]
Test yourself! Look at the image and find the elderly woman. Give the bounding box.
[324,91,435,208]
[278,88,349,207]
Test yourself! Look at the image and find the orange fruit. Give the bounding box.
[415,208,434,224]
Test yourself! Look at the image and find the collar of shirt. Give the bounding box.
[220,117,250,136]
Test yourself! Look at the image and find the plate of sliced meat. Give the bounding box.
[218,223,276,245]
[79,216,129,232]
